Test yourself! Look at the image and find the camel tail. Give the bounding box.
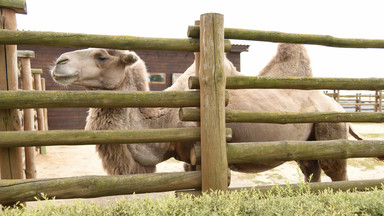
[349,125,364,140]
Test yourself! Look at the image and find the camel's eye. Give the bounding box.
[95,54,108,62]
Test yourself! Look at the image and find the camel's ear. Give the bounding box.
[121,52,138,66]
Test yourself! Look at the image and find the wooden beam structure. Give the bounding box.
[189,76,384,90]
[32,68,45,136]
[0,7,24,183]
[0,0,27,14]
[0,11,383,204]
[0,90,218,108]
[191,140,384,165]
[188,25,384,49]
[199,13,228,192]
[0,29,232,52]
[19,51,36,179]
[0,171,203,205]
[0,128,232,148]
[179,108,384,123]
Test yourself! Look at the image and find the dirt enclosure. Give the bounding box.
[27,123,384,205]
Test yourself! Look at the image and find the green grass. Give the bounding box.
[2,184,384,216]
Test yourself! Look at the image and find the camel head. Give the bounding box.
[51,48,139,90]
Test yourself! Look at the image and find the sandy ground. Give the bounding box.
[26,123,384,206]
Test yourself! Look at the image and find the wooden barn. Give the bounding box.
[19,45,249,130]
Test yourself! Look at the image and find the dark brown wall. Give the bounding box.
[18,45,247,130]
[136,50,194,91]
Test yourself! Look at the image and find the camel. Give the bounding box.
[51,47,364,182]
[258,43,364,140]
[256,43,348,180]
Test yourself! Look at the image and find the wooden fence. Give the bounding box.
[0,1,384,205]
[325,90,383,112]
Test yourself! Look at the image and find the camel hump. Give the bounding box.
[275,43,308,61]
[258,43,313,77]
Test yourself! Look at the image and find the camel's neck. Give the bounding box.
[89,57,239,174]
[115,60,150,92]
[86,107,130,130]
[87,60,180,173]
[87,105,174,175]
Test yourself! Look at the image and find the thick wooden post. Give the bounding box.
[375,91,379,112]
[0,7,24,180]
[19,51,37,179]
[379,90,383,112]
[194,20,201,77]
[359,93,362,112]
[32,69,47,154]
[375,90,383,112]
[40,78,48,154]
[199,13,228,192]
[335,90,340,103]
[193,20,201,172]
[355,93,360,112]
[32,69,45,132]
[41,78,48,130]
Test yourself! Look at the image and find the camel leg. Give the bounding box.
[318,159,348,181]
[315,123,348,181]
[297,160,321,182]
[183,163,196,171]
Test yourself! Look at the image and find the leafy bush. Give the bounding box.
[2,184,384,216]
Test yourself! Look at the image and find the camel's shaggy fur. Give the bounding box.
[258,44,368,146]
[51,46,373,182]
[258,43,312,77]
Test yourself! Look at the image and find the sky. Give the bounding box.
[15,0,384,79]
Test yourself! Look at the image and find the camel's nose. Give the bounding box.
[56,56,69,65]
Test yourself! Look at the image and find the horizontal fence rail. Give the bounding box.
[191,140,384,165]
[189,76,384,90]
[0,128,233,148]
[0,171,203,205]
[0,29,231,52]
[0,90,229,108]
[188,26,384,48]
[177,179,384,196]
[180,108,384,123]
[329,94,382,98]
[0,0,27,14]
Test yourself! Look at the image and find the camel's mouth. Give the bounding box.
[52,70,79,85]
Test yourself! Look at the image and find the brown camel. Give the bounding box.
[258,43,363,138]
[257,43,347,181]
[51,47,361,182]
